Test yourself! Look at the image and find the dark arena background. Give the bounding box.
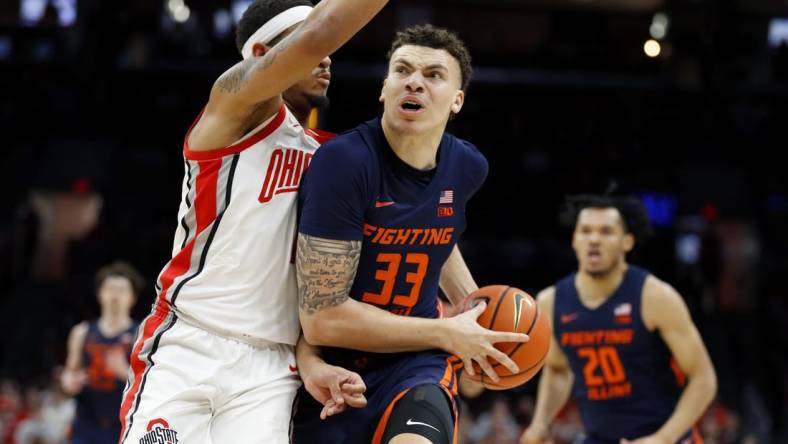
[0,0,787,443]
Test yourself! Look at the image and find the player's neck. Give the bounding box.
[98,313,132,336]
[382,121,443,170]
[286,103,310,128]
[576,261,628,308]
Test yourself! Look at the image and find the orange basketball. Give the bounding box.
[463,285,551,390]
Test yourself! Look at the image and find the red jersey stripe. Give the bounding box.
[117,306,172,443]
[183,103,287,160]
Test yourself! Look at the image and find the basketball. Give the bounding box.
[463,285,551,390]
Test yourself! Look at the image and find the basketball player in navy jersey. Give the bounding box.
[520,195,717,444]
[292,25,530,444]
[62,261,142,444]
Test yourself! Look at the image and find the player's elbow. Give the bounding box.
[689,358,718,406]
[702,362,718,400]
[299,312,340,347]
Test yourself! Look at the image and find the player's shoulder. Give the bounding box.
[312,119,378,167]
[445,132,487,165]
[444,132,488,189]
[73,320,91,334]
[68,321,90,345]
[641,273,691,329]
[535,286,556,313]
[642,273,681,303]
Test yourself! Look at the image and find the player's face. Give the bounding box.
[97,276,135,315]
[380,45,464,134]
[572,208,634,278]
[282,55,332,114]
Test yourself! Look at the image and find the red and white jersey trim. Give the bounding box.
[155,104,318,346]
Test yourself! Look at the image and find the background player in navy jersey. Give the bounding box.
[520,194,717,444]
[61,261,142,444]
[293,25,529,444]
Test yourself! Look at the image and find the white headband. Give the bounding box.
[241,5,313,60]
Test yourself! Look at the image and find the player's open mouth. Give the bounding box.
[399,98,425,114]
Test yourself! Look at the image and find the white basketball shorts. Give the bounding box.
[118,307,301,444]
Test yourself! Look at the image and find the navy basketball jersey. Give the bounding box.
[299,118,487,372]
[553,266,688,443]
[75,321,138,434]
[294,118,486,444]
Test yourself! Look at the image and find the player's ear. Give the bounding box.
[252,42,270,57]
[622,233,635,253]
[451,89,464,114]
[379,78,388,103]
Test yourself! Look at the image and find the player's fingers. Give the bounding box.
[475,356,499,383]
[462,357,475,376]
[327,375,347,405]
[327,402,347,417]
[320,399,336,420]
[468,301,486,319]
[487,347,520,374]
[341,371,366,390]
[340,381,366,395]
[491,331,529,343]
[343,393,367,408]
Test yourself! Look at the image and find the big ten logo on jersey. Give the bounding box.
[258,147,313,204]
[85,343,123,390]
[561,329,634,401]
[437,189,454,217]
[140,418,178,444]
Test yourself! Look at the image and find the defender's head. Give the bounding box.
[236,0,330,113]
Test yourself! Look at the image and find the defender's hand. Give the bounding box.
[443,301,529,382]
[302,363,367,419]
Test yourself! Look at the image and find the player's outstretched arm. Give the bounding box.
[439,245,479,310]
[296,233,528,383]
[521,287,574,444]
[61,322,89,396]
[622,277,717,444]
[209,0,388,115]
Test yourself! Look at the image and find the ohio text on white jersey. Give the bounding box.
[155,104,318,346]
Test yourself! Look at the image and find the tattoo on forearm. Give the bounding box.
[297,234,361,314]
[216,26,301,94]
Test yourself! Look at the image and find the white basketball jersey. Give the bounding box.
[155,104,319,346]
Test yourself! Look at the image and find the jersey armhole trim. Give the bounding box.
[183,103,287,160]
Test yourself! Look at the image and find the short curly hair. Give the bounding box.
[235,0,313,54]
[387,24,473,92]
